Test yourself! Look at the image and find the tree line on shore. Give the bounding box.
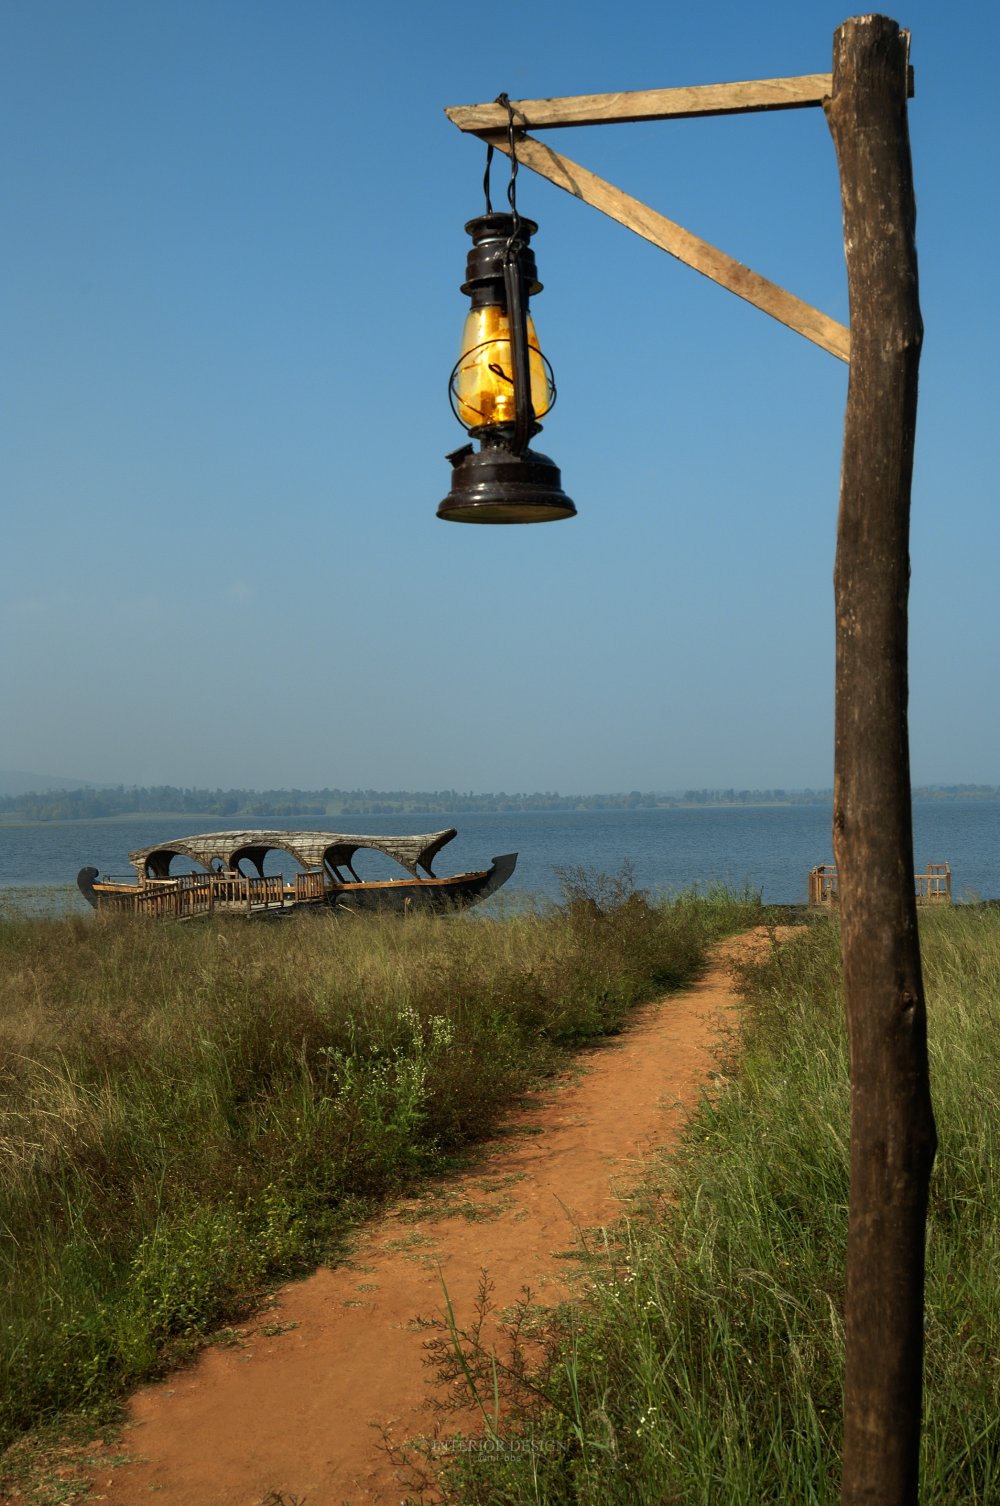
[2,782,997,823]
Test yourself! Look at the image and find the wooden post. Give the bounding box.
[824,17,936,1505]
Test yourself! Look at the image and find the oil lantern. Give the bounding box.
[437,202,575,522]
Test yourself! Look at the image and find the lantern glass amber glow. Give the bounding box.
[453,306,552,429]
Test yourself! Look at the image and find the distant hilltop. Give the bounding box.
[1,780,998,823]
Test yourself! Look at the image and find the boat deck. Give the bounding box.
[93,871,315,919]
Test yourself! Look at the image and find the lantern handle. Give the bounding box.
[484,93,520,216]
[503,245,533,455]
[495,93,522,242]
[483,140,494,213]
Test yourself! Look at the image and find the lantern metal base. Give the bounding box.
[438,439,576,525]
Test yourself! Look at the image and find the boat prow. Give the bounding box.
[328,851,519,915]
[485,851,517,896]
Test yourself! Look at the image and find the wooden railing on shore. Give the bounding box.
[809,862,951,906]
[95,869,330,919]
[915,863,952,903]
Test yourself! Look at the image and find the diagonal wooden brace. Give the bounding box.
[468,127,850,363]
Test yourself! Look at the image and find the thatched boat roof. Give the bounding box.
[129,828,459,880]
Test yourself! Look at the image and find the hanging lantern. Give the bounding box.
[438,107,575,524]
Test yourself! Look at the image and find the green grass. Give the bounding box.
[0,874,769,1477]
[432,908,1000,1504]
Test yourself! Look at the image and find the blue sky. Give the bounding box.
[2,1,997,794]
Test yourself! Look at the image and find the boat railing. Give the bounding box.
[294,870,326,902]
[97,876,177,914]
[245,874,286,911]
[201,872,287,911]
[97,870,292,917]
[129,882,213,919]
[208,873,250,906]
[809,862,951,906]
[177,883,214,918]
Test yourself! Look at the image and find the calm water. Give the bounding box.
[2,802,998,912]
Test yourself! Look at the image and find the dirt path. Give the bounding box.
[81,928,782,1506]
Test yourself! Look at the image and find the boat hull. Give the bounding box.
[325,853,517,914]
[76,853,517,919]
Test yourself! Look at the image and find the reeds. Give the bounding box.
[0,878,766,1457]
[436,909,1000,1504]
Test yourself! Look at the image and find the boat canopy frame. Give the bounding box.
[129,828,460,883]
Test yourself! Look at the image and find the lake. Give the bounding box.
[1,801,998,913]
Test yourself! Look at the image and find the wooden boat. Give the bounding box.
[77,828,516,919]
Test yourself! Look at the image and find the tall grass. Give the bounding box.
[436,909,1000,1504]
[0,880,767,1459]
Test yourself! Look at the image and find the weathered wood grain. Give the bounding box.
[445,67,911,132]
[446,74,834,131]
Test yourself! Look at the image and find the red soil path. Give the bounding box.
[80,928,783,1506]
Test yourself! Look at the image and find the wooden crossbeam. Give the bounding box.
[445,74,835,132]
[474,129,851,362]
[445,69,911,132]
